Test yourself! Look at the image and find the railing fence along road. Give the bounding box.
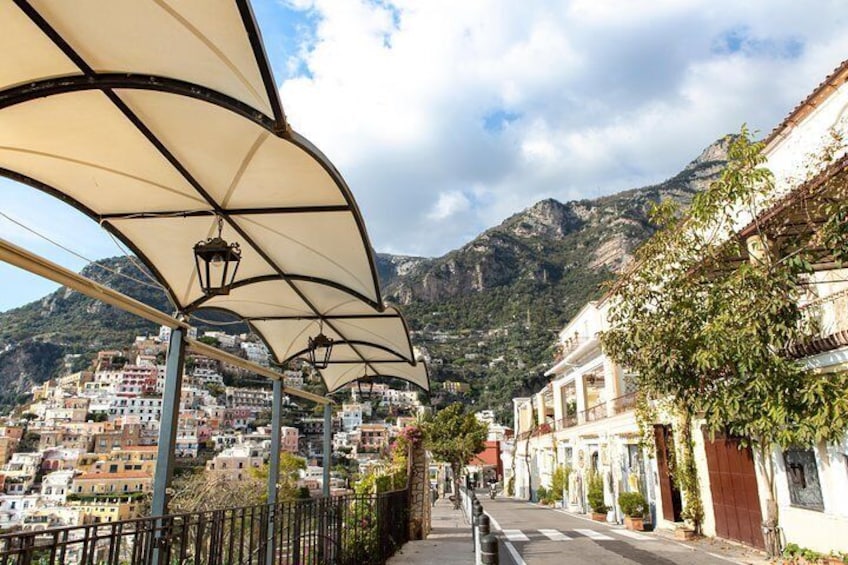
[0,489,409,565]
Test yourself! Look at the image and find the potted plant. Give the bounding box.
[617,491,647,531]
[587,473,608,521]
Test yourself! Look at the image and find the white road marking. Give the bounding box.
[612,529,652,541]
[539,528,572,541]
[503,529,530,542]
[504,540,527,565]
[575,528,614,540]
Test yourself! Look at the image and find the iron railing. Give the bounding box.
[611,392,637,415]
[0,489,409,565]
[556,414,577,430]
[580,402,606,423]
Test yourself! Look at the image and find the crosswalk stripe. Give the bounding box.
[574,528,614,540]
[503,529,530,541]
[539,529,572,541]
[612,529,652,541]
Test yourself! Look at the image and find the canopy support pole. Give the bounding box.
[152,326,185,518]
[266,379,283,565]
[323,403,332,497]
[151,326,185,565]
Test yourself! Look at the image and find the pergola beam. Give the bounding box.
[186,339,331,405]
[0,237,187,330]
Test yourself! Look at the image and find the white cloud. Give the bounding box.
[428,191,472,221]
[273,0,848,258]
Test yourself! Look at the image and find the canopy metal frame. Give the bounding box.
[1,0,429,391]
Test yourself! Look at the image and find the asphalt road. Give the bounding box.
[480,497,734,565]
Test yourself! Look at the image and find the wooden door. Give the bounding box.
[702,431,764,549]
[653,424,682,522]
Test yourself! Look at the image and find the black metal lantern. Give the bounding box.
[308,320,334,369]
[193,216,241,296]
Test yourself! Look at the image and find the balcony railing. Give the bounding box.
[791,289,848,357]
[554,335,591,362]
[0,489,409,565]
[580,402,606,424]
[556,414,577,430]
[611,392,637,415]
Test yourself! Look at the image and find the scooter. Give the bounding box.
[488,483,497,499]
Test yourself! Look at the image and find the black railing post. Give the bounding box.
[292,502,302,565]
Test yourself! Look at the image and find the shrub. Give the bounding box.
[587,473,608,514]
[536,486,547,502]
[617,491,646,517]
[550,465,571,501]
[506,476,514,496]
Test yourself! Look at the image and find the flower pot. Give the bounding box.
[674,527,696,540]
[624,516,644,531]
[591,512,607,522]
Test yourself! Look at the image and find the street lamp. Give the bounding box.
[308,320,334,369]
[193,216,241,296]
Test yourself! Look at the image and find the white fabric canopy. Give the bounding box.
[0,0,428,392]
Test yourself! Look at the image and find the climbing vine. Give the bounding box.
[601,127,848,556]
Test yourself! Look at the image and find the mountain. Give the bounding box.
[378,135,731,321]
[376,136,731,420]
[0,137,731,419]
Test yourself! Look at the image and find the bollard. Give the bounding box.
[476,514,490,565]
[472,500,482,553]
[481,534,499,564]
[478,514,490,536]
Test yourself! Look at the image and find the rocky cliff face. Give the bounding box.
[382,136,732,307]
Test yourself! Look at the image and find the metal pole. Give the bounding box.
[151,326,185,565]
[152,326,185,516]
[322,403,332,497]
[266,379,283,565]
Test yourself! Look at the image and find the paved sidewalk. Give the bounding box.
[552,505,772,565]
[387,497,474,565]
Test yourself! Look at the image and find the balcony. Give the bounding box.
[0,489,409,565]
[612,392,637,415]
[580,402,606,424]
[556,414,577,430]
[790,289,848,357]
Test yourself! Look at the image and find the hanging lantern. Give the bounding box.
[308,320,334,369]
[193,216,241,296]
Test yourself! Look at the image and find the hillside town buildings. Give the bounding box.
[0,325,424,531]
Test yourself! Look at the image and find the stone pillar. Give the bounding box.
[407,440,431,540]
[746,234,777,266]
[604,358,620,418]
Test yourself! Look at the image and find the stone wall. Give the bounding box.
[407,442,431,540]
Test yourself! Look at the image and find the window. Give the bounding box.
[784,448,824,511]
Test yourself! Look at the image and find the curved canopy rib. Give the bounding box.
[1,0,428,392]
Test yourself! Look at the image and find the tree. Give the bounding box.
[601,128,848,555]
[423,402,487,508]
[252,452,307,501]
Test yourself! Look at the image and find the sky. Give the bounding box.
[1,0,848,311]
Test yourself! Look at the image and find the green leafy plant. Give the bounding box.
[423,403,487,509]
[617,492,647,518]
[550,465,571,502]
[587,473,608,514]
